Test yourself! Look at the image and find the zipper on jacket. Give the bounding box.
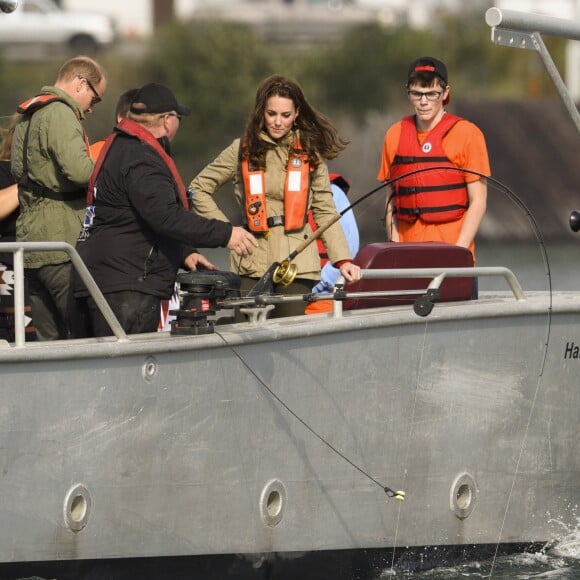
[140,245,156,281]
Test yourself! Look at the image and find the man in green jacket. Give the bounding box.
[11,55,107,340]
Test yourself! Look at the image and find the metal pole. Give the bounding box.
[566,0,580,102]
[486,7,580,134]
[485,7,580,41]
[0,242,128,343]
[12,248,25,347]
[531,31,580,134]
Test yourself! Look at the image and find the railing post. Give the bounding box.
[12,248,25,347]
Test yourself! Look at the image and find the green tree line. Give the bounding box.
[0,8,566,234]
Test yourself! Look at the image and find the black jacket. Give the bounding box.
[75,128,232,298]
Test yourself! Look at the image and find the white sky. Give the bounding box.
[60,0,580,38]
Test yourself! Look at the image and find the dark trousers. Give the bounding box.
[0,260,36,342]
[26,262,79,341]
[236,276,314,321]
[86,290,161,337]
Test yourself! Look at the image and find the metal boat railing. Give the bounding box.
[1,241,128,347]
[331,267,525,317]
[485,7,580,135]
[0,241,526,345]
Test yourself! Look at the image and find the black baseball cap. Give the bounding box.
[407,57,448,85]
[130,82,191,116]
[407,56,450,104]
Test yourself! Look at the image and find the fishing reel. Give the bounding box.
[272,259,298,287]
[570,210,580,232]
[170,270,241,336]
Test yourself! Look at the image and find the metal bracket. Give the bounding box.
[486,7,580,135]
[490,27,535,51]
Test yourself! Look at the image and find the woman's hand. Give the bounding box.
[339,261,361,283]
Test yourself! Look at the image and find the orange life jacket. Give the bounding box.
[241,141,311,233]
[17,94,65,115]
[17,94,91,155]
[89,139,105,160]
[390,114,469,224]
[16,94,91,191]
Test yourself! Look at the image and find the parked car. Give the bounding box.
[0,0,18,13]
[0,0,116,54]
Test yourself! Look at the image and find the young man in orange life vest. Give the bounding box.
[377,56,490,260]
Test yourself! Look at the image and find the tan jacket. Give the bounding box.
[189,131,351,280]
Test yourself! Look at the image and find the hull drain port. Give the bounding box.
[142,356,158,382]
[63,483,92,532]
[259,479,287,527]
[450,472,478,519]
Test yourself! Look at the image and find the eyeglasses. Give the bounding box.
[166,112,182,121]
[80,76,101,106]
[407,89,443,102]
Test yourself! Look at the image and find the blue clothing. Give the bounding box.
[312,183,359,294]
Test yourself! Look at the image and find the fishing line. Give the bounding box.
[478,171,552,577]
[213,329,405,501]
[387,318,430,572]
[487,371,548,579]
[381,168,554,578]
[481,170,552,375]
[210,166,553,575]
[227,165,551,345]
[380,166,553,578]
[382,166,552,373]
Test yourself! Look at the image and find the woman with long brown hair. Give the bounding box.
[189,74,360,318]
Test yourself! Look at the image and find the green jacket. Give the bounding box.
[11,86,94,267]
[189,131,351,281]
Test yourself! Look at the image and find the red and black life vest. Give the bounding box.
[241,140,311,234]
[87,118,188,209]
[390,113,469,224]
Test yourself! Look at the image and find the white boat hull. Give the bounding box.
[0,292,577,573]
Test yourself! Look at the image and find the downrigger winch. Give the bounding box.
[170,270,241,336]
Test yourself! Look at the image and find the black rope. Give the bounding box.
[211,166,551,504]
[215,331,405,501]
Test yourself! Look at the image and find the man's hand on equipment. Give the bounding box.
[184,252,218,271]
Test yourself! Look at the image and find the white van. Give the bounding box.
[0,0,116,55]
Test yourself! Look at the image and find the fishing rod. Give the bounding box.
[247,165,483,297]
[225,285,429,308]
[246,165,552,326]
[246,177,393,296]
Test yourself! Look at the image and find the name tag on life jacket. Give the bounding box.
[248,172,264,195]
[287,170,302,192]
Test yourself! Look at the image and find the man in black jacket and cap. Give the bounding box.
[75,82,257,336]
